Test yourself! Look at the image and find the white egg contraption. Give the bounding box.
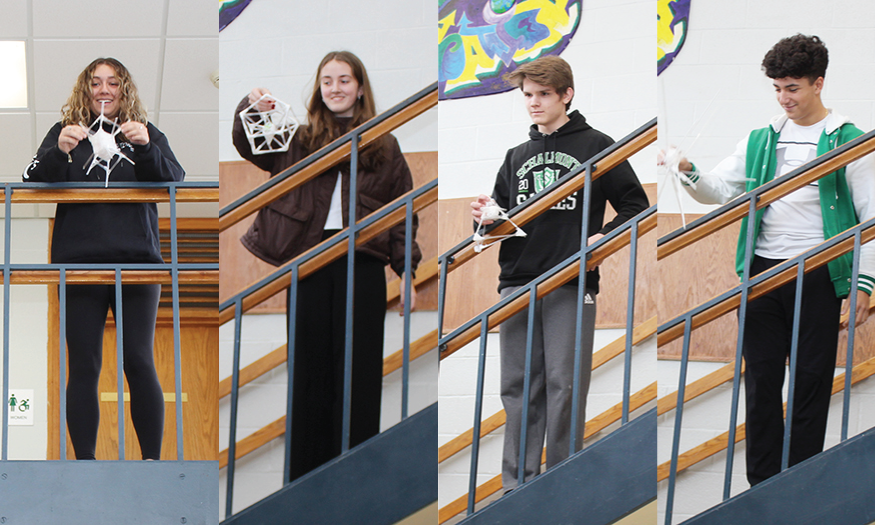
[473,198,526,253]
[239,94,300,155]
[80,101,135,187]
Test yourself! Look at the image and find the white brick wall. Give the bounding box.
[219,0,437,161]
[659,0,875,214]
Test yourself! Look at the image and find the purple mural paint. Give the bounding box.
[439,0,582,100]
[220,0,252,32]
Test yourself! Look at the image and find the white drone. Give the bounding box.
[473,198,527,252]
[80,100,134,187]
[238,94,300,155]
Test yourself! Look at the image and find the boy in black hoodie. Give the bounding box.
[471,56,648,492]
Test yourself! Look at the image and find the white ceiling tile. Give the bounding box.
[157,111,219,180]
[167,0,217,37]
[32,39,162,114]
[160,38,219,111]
[33,0,164,38]
[0,2,29,38]
[0,114,33,179]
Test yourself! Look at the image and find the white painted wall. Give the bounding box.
[658,359,875,524]
[1,219,49,459]
[438,0,656,201]
[658,0,875,214]
[219,0,437,160]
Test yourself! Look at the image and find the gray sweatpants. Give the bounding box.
[499,284,596,491]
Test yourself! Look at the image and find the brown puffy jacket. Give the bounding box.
[232,97,421,276]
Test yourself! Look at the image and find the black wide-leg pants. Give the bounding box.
[65,284,164,460]
[287,247,387,482]
[742,256,842,486]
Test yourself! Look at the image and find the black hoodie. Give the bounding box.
[489,110,648,293]
[24,120,185,264]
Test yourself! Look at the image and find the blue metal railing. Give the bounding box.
[0,181,219,462]
[437,119,656,517]
[219,88,437,520]
[658,128,875,524]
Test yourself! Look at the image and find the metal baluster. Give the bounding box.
[169,185,184,460]
[622,220,639,424]
[842,230,862,442]
[402,199,413,420]
[782,262,805,472]
[517,287,537,486]
[723,197,758,499]
[225,298,244,519]
[283,265,299,484]
[467,320,490,515]
[570,163,593,456]
[115,270,125,459]
[664,316,693,525]
[1,186,10,460]
[341,134,360,453]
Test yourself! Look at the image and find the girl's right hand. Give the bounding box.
[58,125,87,154]
[249,88,276,111]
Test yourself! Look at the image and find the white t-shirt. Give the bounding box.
[756,117,826,259]
[324,172,343,230]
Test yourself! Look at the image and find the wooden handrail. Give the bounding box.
[656,354,875,481]
[219,182,437,325]
[438,316,656,463]
[658,133,875,259]
[4,187,218,203]
[446,121,656,274]
[441,212,657,358]
[0,270,216,285]
[220,87,438,232]
[438,383,657,523]
[218,329,438,399]
[658,224,875,346]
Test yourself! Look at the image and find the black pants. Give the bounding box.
[65,284,164,460]
[742,256,842,486]
[287,246,387,482]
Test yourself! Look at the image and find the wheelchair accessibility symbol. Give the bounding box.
[7,389,34,426]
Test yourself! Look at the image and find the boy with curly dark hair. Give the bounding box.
[672,34,875,485]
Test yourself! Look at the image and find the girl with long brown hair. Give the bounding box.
[232,50,420,481]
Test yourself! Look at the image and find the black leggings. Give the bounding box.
[65,284,164,460]
[287,248,387,482]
